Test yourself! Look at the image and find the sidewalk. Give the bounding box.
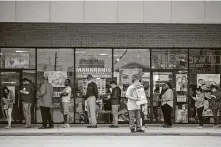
[0,124,221,136]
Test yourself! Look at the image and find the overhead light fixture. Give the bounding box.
[76,51,86,54]
[99,53,109,56]
[16,50,28,53]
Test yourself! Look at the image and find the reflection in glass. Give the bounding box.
[75,49,112,124]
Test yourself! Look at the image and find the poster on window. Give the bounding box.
[197,74,220,90]
[5,53,29,68]
[44,71,67,87]
[176,74,188,92]
[119,68,142,85]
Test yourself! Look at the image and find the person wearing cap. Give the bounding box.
[208,85,221,128]
[37,76,54,129]
[20,78,34,128]
[85,75,98,128]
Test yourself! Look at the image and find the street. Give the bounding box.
[0,136,221,147]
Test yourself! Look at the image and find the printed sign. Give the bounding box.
[76,68,112,78]
[44,71,67,87]
[5,53,29,68]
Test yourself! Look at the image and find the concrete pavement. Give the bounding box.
[1,136,221,147]
[0,124,221,136]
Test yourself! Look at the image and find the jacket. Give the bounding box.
[37,81,53,107]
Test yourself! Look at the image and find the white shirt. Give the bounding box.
[126,85,140,110]
[61,86,72,103]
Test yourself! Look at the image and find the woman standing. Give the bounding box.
[1,87,15,129]
[192,88,205,128]
[160,82,174,128]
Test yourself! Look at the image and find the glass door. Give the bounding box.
[0,71,21,123]
[152,72,173,124]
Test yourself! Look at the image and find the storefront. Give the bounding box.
[0,48,220,124]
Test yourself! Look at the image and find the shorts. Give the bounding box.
[60,102,70,115]
[2,103,13,110]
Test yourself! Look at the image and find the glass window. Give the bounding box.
[0,48,35,69]
[152,49,188,69]
[36,49,74,123]
[188,49,221,124]
[114,49,150,123]
[75,49,112,124]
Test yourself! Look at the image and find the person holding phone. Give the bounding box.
[208,85,221,128]
[1,87,15,129]
[192,88,205,129]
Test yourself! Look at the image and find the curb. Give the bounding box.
[1,132,221,136]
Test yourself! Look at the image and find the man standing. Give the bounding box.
[85,75,98,128]
[126,77,145,133]
[209,85,221,128]
[20,78,34,128]
[60,79,72,128]
[109,81,121,128]
[37,76,54,129]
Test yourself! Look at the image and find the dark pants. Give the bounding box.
[196,106,204,126]
[40,106,53,127]
[162,104,173,126]
[212,108,220,125]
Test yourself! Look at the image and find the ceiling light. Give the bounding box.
[16,50,28,53]
[99,53,109,56]
[75,51,86,54]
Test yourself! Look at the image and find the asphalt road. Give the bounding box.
[1,136,221,147]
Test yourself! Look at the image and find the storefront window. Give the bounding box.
[114,49,150,123]
[75,49,112,124]
[36,49,74,123]
[0,48,35,69]
[189,49,221,124]
[152,49,188,69]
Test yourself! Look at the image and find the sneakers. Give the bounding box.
[4,125,11,129]
[22,125,31,128]
[130,128,136,133]
[61,124,70,128]
[109,125,119,128]
[213,125,219,128]
[87,125,98,128]
[136,128,145,133]
[198,125,203,129]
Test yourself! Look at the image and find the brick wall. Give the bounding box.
[0,23,221,48]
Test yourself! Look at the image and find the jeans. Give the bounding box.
[196,106,204,126]
[128,109,141,130]
[162,104,173,126]
[212,108,220,125]
[111,105,119,126]
[22,102,32,126]
[40,106,53,127]
[87,96,97,126]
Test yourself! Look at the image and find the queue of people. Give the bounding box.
[1,75,221,132]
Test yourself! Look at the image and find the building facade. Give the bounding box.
[0,1,221,124]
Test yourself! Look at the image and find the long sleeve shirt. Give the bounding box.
[209,91,221,110]
[37,82,53,107]
[85,82,98,99]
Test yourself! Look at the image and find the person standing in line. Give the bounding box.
[160,82,174,128]
[1,87,15,129]
[126,77,145,133]
[37,76,54,129]
[85,75,98,128]
[109,81,121,128]
[208,85,221,128]
[20,78,34,128]
[60,79,72,128]
[192,88,205,128]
